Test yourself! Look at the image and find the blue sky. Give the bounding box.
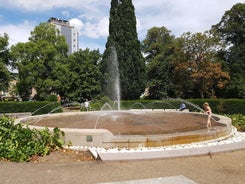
[0,0,243,53]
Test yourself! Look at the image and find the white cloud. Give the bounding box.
[69,18,84,32]
[0,0,243,51]
[134,0,243,38]
[0,21,33,46]
[2,0,109,12]
[71,16,109,39]
[96,17,109,38]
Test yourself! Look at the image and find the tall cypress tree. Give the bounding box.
[100,0,146,100]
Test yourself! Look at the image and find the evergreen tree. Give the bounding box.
[100,0,146,100]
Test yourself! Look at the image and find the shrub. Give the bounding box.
[0,117,64,162]
[0,101,61,115]
[227,114,245,132]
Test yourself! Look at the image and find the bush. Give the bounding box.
[47,94,58,102]
[0,117,64,162]
[188,99,245,114]
[227,114,245,132]
[85,99,245,114]
[0,101,61,115]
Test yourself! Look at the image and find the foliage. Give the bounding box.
[2,2,243,101]
[10,23,69,101]
[188,99,245,114]
[140,3,244,99]
[0,117,64,162]
[47,94,58,102]
[0,101,61,115]
[174,32,230,98]
[141,29,230,99]
[67,49,102,102]
[227,114,245,132]
[85,96,113,111]
[141,26,176,99]
[0,33,11,92]
[75,98,245,115]
[101,0,146,100]
[211,3,245,98]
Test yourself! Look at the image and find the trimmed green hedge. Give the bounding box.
[120,99,245,115]
[0,101,61,115]
[188,99,245,114]
[0,99,244,115]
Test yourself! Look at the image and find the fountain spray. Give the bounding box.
[110,46,121,110]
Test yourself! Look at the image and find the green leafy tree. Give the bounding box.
[141,26,176,99]
[11,23,69,100]
[212,3,245,98]
[67,49,102,102]
[0,33,11,92]
[100,0,146,100]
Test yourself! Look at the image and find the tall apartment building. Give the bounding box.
[48,17,79,55]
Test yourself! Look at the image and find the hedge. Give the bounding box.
[0,101,61,115]
[120,99,245,115]
[0,99,244,115]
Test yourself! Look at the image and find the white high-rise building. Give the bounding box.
[48,17,79,55]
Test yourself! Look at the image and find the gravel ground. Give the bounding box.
[0,149,244,184]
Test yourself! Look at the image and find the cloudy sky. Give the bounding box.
[0,0,243,53]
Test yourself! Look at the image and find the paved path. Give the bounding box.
[1,129,245,184]
[1,149,245,184]
[99,175,198,184]
[93,139,245,183]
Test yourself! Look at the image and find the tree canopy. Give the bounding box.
[212,3,245,98]
[141,26,176,99]
[11,23,69,100]
[0,33,11,92]
[67,49,102,102]
[142,29,230,99]
[2,2,244,100]
[175,32,230,98]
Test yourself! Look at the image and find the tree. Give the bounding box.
[0,33,11,92]
[67,49,102,102]
[211,3,245,98]
[175,32,230,98]
[100,0,146,100]
[11,23,69,100]
[141,26,176,99]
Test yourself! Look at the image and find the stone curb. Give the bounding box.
[95,140,245,161]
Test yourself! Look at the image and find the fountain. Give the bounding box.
[15,47,232,149]
[16,109,232,148]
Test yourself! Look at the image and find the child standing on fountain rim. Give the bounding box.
[203,102,212,128]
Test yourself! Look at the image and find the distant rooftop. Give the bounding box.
[48,17,70,27]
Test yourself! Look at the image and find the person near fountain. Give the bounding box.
[84,99,90,111]
[179,102,186,111]
[203,102,212,128]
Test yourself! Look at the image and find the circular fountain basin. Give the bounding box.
[15,110,232,148]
